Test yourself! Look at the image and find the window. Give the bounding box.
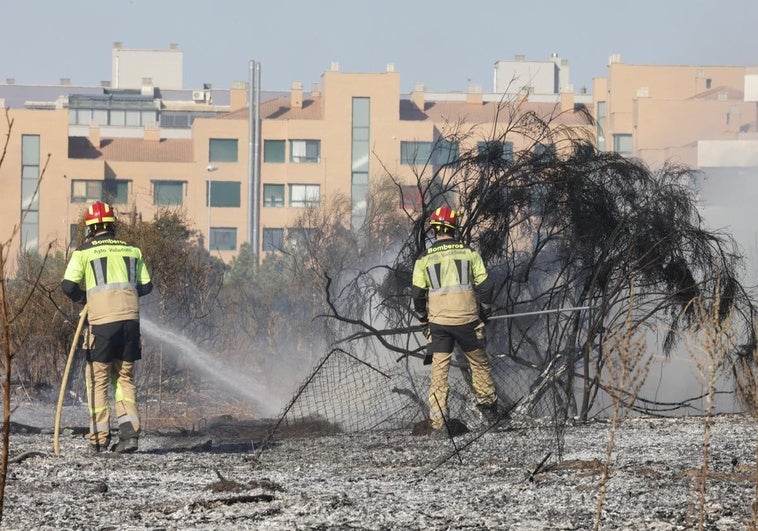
[208,181,240,207]
[533,142,556,164]
[401,185,422,211]
[264,140,286,163]
[160,111,224,129]
[289,184,320,207]
[433,139,459,166]
[613,134,633,156]
[20,211,39,251]
[21,135,40,251]
[400,141,433,165]
[477,141,513,166]
[142,110,157,126]
[110,110,126,126]
[209,138,238,163]
[287,228,313,249]
[71,179,129,204]
[66,93,160,127]
[153,180,184,206]
[160,112,190,128]
[210,227,237,251]
[22,135,40,207]
[596,101,606,152]
[263,184,285,207]
[68,107,158,127]
[263,228,284,251]
[351,97,370,230]
[92,109,108,125]
[351,173,368,230]
[103,180,129,204]
[75,109,92,125]
[125,111,140,126]
[121,110,157,127]
[289,139,320,163]
[72,180,101,203]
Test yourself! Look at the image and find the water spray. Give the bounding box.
[140,318,276,416]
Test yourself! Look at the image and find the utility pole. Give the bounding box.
[248,60,261,269]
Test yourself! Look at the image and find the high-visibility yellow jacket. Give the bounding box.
[61,233,153,325]
[411,237,493,326]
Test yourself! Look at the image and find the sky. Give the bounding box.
[2,0,757,94]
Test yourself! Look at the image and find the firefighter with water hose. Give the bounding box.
[411,206,500,435]
[61,201,153,453]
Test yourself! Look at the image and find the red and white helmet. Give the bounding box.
[84,201,116,226]
[429,206,459,231]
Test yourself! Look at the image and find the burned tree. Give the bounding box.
[315,96,756,422]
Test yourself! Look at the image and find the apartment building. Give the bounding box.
[0,45,594,266]
[17,48,758,267]
[592,54,758,170]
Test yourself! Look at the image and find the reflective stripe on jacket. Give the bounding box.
[411,238,492,326]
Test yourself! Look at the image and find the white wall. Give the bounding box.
[112,48,183,90]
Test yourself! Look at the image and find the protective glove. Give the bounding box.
[479,305,492,323]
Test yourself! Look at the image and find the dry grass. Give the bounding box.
[681,293,735,530]
[593,286,652,530]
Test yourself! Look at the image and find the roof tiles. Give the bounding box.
[69,137,193,162]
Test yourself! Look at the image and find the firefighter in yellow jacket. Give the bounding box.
[62,201,153,453]
[412,206,499,433]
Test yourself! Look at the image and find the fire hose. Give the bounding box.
[53,305,88,456]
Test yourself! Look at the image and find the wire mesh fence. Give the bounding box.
[258,344,567,464]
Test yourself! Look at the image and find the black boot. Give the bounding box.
[113,437,138,453]
[476,401,501,423]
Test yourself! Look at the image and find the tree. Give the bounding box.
[318,97,757,421]
[0,107,52,523]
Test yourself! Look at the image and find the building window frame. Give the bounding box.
[289,184,320,208]
[596,101,606,152]
[289,139,321,163]
[400,141,434,165]
[476,141,514,166]
[264,140,286,163]
[262,227,284,251]
[71,179,129,204]
[207,181,241,207]
[21,134,40,251]
[613,134,633,157]
[152,180,185,206]
[433,139,459,166]
[286,227,313,250]
[209,138,239,163]
[210,227,237,251]
[263,184,285,207]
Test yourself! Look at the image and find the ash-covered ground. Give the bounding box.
[2,402,757,530]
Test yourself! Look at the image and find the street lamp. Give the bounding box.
[206,165,218,250]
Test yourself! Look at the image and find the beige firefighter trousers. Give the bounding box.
[85,360,140,446]
[429,347,497,430]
